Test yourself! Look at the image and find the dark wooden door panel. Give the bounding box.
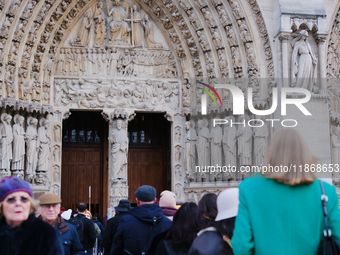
[61,111,108,220]
[127,113,171,204]
[128,148,164,202]
[61,147,102,213]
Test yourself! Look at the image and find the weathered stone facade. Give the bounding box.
[0,0,340,207]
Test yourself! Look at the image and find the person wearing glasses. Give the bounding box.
[39,193,83,255]
[0,177,64,255]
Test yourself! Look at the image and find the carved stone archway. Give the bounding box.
[0,0,275,205]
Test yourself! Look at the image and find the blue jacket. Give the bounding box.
[110,204,172,255]
[57,216,84,255]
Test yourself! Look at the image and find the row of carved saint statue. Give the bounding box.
[0,113,51,184]
[185,116,269,182]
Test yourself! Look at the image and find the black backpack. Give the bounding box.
[70,218,84,242]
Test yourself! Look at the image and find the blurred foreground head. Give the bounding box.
[264,129,317,185]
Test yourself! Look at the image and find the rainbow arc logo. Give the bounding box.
[197,81,223,115]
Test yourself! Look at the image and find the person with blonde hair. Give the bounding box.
[0,177,63,255]
[231,129,340,255]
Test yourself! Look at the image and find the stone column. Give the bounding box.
[48,110,68,196]
[316,35,327,93]
[279,34,290,87]
[167,112,187,203]
[103,109,134,208]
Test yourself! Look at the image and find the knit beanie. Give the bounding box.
[0,177,33,202]
[135,185,156,202]
[61,209,72,221]
[159,190,176,209]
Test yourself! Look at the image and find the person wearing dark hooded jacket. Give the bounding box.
[110,185,172,255]
[102,199,131,255]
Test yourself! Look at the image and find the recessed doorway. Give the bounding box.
[61,111,108,219]
[128,113,171,205]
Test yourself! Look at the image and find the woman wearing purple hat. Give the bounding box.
[0,177,64,255]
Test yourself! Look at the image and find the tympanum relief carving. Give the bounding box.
[54,78,179,111]
[55,48,175,78]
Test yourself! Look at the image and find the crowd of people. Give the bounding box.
[1,129,340,255]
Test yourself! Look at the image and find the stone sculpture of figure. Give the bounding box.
[22,0,36,20]
[0,114,13,171]
[222,117,237,178]
[109,48,121,75]
[25,117,38,181]
[197,31,210,51]
[131,5,143,46]
[121,49,134,75]
[142,14,163,49]
[236,116,252,166]
[37,119,50,172]
[31,72,41,102]
[210,123,223,180]
[230,0,244,20]
[331,126,340,164]
[54,125,61,142]
[19,70,29,100]
[291,30,318,91]
[175,127,181,142]
[5,66,15,98]
[53,184,59,195]
[72,9,92,46]
[108,0,130,42]
[226,26,237,46]
[109,119,128,180]
[80,49,87,74]
[217,6,230,25]
[187,9,201,30]
[74,48,81,75]
[8,0,20,16]
[253,119,269,166]
[201,8,216,27]
[1,16,14,37]
[175,146,181,162]
[246,43,256,67]
[94,2,106,47]
[197,119,210,180]
[53,145,60,162]
[218,49,228,74]
[43,55,55,85]
[211,27,223,48]
[56,48,65,74]
[185,121,197,180]
[231,46,242,68]
[12,115,25,171]
[238,20,252,43]
[53,166,59,182]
